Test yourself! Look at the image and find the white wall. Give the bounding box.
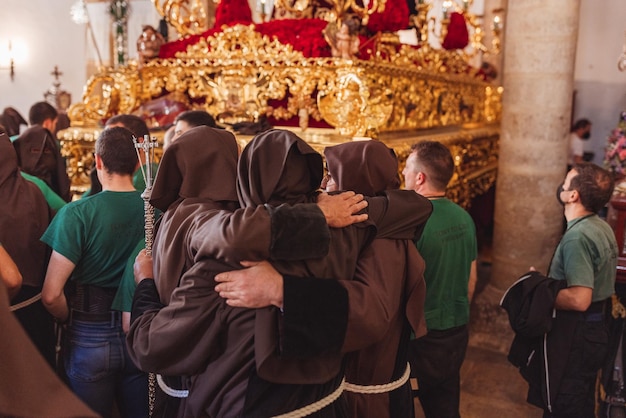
[573,0,626,166]
[0,0,160,124]
[0,0,86,121]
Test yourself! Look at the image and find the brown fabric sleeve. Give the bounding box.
[266,203,330,260]
[367,190,433,241]
[190,204,330,264]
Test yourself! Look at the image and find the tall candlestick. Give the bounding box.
[442,0,452,19]
[492,15,501,31]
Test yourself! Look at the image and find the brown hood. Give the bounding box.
[324,140,400,196]
[150,125,239,212]
[0,133,51,288]
[151,125,239,303]
[13,125,70,201]
[237,129,323,207]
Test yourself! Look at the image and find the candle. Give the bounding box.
[442,0,452,19]
[492,15,501,31]
[260,0,266,15]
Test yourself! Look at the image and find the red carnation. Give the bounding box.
[442,12,469,50]
[367,0,410,33]
[214,0,253,28]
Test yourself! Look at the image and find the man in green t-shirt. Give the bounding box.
[403,140,477,418]
[542,162,617,418]
[41,127,148,418]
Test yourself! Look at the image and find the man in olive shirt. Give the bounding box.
[544,162,617,418]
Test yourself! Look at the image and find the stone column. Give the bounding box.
[471,0,581,352]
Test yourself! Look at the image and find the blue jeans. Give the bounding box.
[65,316,149,418]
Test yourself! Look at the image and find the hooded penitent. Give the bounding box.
[324,140,428,418]
[128,128,432,418]
[150,125,239,303]
[0,130,51,288]
[13,125,71,202]
[324,139,400,196]
[150,125,239,212]
[237,128,323,207]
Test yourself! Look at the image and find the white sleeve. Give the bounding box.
[570,135,584,162]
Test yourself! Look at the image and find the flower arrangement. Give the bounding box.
[366,1,410,33]
[603,111,626,175]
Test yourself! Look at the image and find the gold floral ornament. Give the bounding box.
[152,0,208,37]
[317,66,393,137]
[318,68,368,137]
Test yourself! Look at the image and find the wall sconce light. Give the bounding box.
[0,41,15,81]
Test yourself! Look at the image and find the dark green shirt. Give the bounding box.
[415,198,477,330]
[41,191,144,288]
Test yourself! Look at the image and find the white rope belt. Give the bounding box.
[271,377,346,418]
[10,293,41,312]
[344,363,411,395]
[156,374,189,398]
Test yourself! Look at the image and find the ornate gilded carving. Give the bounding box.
[151,0,208,37]
[68,65,143,126]
[63,24,502,200]
[70,25,501,132]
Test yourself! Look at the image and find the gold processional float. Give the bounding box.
[59,0,503,207]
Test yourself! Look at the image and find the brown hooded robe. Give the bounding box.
[186,130,432,416]
[0,280,98,418]
[13,125,71,202]
[324,140,427,418]
[128,129,432,417]
[128,127,343,418]
[0,131,55,366]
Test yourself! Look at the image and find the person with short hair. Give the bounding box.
[403,140,478,418]
[28,101,58,129]
[83,114,157,198]
[538,162,617,418]
[41,126,148,418]
[568,118,592,169]
[172,110,218,142]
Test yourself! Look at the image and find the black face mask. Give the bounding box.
[582,131,591,140]
[556,184,567,205]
